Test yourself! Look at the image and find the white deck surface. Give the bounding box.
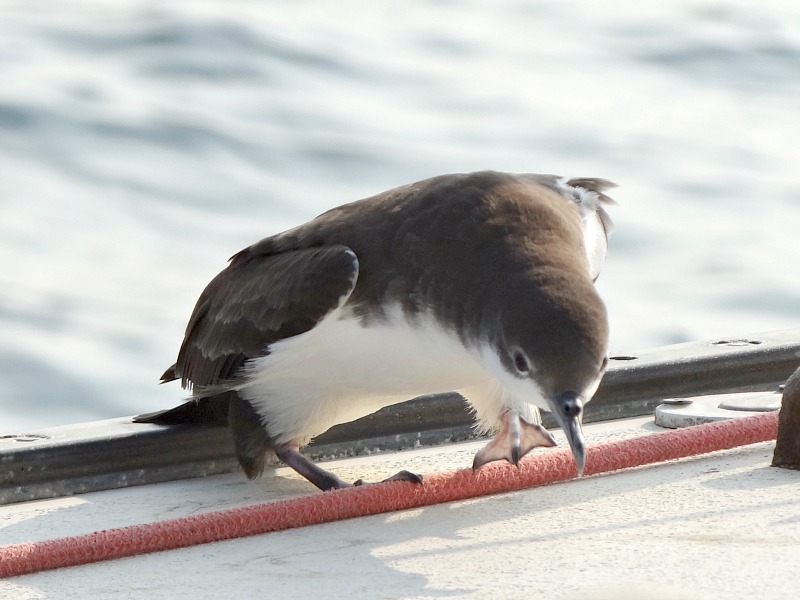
[2,417,799,600]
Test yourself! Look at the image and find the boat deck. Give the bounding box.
[2,415,798,600]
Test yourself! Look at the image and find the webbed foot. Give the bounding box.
[472,409,557,470]
[354,470,424,487]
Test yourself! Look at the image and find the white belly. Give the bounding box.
[238,305,494,445]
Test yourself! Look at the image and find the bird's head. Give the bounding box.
[483,274,609,475]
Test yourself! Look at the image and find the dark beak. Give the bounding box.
[550,391,586,476]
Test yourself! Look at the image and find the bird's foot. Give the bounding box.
[353,470,423,487]
[472,410,557,470]
[276,443,422,491]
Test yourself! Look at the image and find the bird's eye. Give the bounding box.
[512,350,529,374]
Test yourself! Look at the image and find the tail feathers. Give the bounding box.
[566,177,617,236]
[228,394,274,479]
[133,395,230,426]
[133,392,275,480]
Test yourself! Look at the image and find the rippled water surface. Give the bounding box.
[2,0,799,430]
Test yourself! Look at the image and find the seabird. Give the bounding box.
[136,171,616,491]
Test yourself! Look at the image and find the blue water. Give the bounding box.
[2,0,799,431]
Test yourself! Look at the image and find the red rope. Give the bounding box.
[0,411,778,578]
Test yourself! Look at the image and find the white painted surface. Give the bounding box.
[2,418,799,600]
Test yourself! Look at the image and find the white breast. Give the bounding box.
[238,305,495,446]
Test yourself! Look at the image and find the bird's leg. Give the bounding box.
[275,443,350,491]
[472,409,557,470]
[275,442,422,491]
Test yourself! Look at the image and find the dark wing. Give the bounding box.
[164,244,359,394]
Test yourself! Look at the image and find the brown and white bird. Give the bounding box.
[136,171,615,491]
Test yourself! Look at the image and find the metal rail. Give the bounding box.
[2,329,798,505]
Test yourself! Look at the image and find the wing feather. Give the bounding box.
[170,244,359,393]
